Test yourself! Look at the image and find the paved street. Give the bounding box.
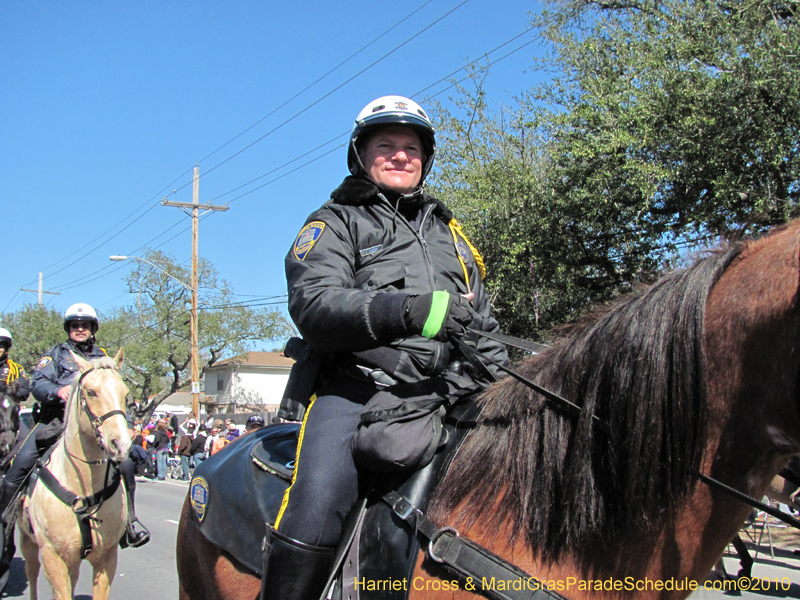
[4,476,800,600]
[691,518,800,600]
[4,476,189,600]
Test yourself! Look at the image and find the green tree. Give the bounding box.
[533,0,800,235]
[429,0,800,341]
[0,305,64,376]
[101,250,295,421]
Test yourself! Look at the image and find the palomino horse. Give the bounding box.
[18,350,131,600]
[176,221,800,600]
[0,381,22,462]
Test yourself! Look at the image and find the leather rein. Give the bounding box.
[375,330,800,600]
[38,364,126,558]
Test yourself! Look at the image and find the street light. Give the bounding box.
[110,255,201,419]
[109,256,194,291]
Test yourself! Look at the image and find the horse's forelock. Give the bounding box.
[92,356,118,370]
[431,244,742,558]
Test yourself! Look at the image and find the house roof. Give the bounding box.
[207,351,295,370]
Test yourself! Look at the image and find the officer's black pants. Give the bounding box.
[275,379,376,547]
[5,428,39,489]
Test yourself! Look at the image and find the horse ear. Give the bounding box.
[69,351,92,373]
[114,348,125,369]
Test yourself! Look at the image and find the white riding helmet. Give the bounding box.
[347,95,436,188]
[64,303,99,334]
[0,328,11,348]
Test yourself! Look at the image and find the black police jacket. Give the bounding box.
[0,356,31,402]
[31,339,108,423]
[285,176,509,385]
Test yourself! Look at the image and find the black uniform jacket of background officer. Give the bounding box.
[31,339,107,424]
[286,176,509,383]
[0,356,30,402]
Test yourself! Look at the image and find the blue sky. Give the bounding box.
[1,0,545,343]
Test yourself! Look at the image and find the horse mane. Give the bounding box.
[430,244,744,557]
[63,355,119,394]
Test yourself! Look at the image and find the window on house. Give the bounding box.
[216,377,224,391]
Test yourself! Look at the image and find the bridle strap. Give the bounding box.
[75,365,126,444]
[382,490,566,600]
[697,472,800,529]
[38,460,122,558]
[464,329,800,531]
[451,335,610,434]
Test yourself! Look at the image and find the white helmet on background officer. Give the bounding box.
[347,95,436,190]
[0,328,11,351]
[63,303,99,335]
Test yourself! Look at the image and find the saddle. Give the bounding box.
[190,400,480,597]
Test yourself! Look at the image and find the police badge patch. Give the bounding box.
[190,477,210,522]
[36,356,52,371]
[292,221,326,261]
[456,239,472,264]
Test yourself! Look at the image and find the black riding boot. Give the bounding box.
[260,526,334,600]
[119,459,151,548]
[0,479,17,521]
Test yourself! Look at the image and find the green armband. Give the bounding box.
[421,291,450,339]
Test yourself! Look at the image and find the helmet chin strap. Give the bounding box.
[351,138,427,201]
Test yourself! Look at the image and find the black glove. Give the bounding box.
[403,291,474,342]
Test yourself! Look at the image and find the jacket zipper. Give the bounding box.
[377,196,444,369]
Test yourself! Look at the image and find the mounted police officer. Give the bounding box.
[0,303,150,549]
[262,96,509,600]
[0,327,29,593]
[0,328,30,405]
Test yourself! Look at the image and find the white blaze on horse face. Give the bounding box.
[2,399,8,409]
[84,370,132,462]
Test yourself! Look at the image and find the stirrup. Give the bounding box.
[120,518,151,549]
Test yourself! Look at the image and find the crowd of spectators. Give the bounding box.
[128,411,266,480]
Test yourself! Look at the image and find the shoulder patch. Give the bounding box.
[36,356,53,370]
[456,239,472,264]
[292,221,326,261]
[190,476,210,522]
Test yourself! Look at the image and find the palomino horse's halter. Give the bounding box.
[35,362,129,559]
[74,364,127,457]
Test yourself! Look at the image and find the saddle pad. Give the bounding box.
[191,424,298,575]
[192,398,480,589]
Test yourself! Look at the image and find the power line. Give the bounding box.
[188,0,473,188]
[13,2,471,299]
[204,28,541,207]
[14,9,538,301]
[196,0,436,167]
[31,168,195,285]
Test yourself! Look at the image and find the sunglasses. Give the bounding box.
[69,322,93,330]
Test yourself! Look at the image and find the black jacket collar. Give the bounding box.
[330,176,454,223]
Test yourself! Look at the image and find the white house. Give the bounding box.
[203,351,295,413]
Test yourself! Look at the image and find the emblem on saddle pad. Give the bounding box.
[190,477,210,522]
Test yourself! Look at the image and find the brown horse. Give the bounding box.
[177,220,800,600]
[18,350,130,600]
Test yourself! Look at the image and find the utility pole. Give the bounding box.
[20,272,60,307]
[162,165,229,419]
